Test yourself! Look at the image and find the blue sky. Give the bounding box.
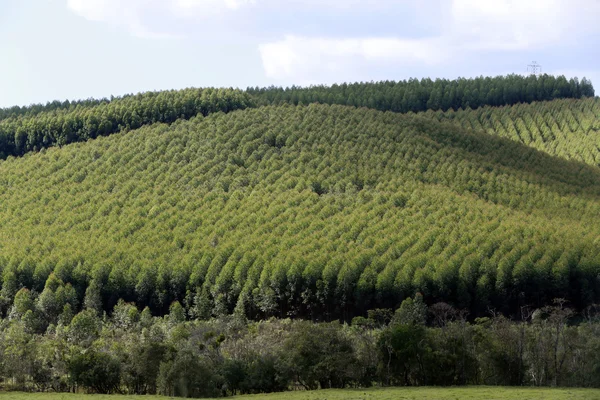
[0,0,599,107]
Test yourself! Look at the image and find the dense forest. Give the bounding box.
[1,295,599,395]
[249,74,595,113]
[0,98,108,121]
[0,75,599,396]
[0,104,598,324]
[0,75,593,161]
[0,88,254,157]
[424,97,600,166]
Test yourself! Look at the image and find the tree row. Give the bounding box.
[0,104,598,321]
[0,75,594,160]
[0,88,254,157]
[249,74,595,113]
[422,97,600,166]
[1,295,599,396]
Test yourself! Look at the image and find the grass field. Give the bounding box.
[1,387,600,400]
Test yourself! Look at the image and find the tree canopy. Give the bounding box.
[0,74,594,160]
[249,74,595,113]
[0,88,254,158]
[0,103,598,321]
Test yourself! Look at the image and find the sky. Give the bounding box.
[0,0,599,107]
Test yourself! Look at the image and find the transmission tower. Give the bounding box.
[527,61,542,76]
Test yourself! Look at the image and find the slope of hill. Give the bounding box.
[0,103,598,322]
[249,74,594,113]
[0,88,254,158]
[0,75,593,162]
[0,98,107,121]
[424,97,600,166]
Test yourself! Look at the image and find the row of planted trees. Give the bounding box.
[249,74,595,113]
[0,98,108,121]
[4,74,591,123]
[1,293,599,397]
[0,75,594,160]
[0,88,254,158]
[0,105,598,321]
[425,97,600,166]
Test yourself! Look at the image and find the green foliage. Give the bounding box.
[280,321,357,390]
[112,299,139,329]
[0,88,254,158]
[249,74,594,113]
[68,350,121,394]
[0,98,107,122]
[1,75,600,397]
[0,103,597,320]
[393,293,427,325]
[379,323,427,385]
[427,97,600,166]
[12,288,34,317]
[68,310,100,346]
[168,301,185,325]
[122,339,167,395]
[157,349,223,398]
[0,308,598,395]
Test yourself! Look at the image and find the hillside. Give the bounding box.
[0,88,253,157]
[425,97,600,166]
[0,103,599,322]
[0,75,592,162]
[250,74,594,113]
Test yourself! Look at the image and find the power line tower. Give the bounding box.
[527,61,542,76]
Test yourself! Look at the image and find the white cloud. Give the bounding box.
[259,0,600,81]
[452,0,600,51]
[67,0,255,37]
[68,0,129,23]
[67,0,600,82]
[176,0,255,9]
[451,0,571,50]
[67,0,161,38]
[259,36,448,81]
[168,0,255,17]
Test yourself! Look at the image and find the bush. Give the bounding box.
[68,350,121,394]
[280,322,358,389]
[158,348,223,398]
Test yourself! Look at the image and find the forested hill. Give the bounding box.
[423,97,600,166]
[0,104,599,326]
[249,74,595,113]
[0,98,107,121]
[0,88,255,122]
[0,88,254,158]
[0,74,594,160]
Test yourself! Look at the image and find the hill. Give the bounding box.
[0,75,593,161]
[0,103,599,322]
[0,88,254,158]
[424,97,600,166]
[250,74,594,113]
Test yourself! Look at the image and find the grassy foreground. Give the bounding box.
[1,387,600,400]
